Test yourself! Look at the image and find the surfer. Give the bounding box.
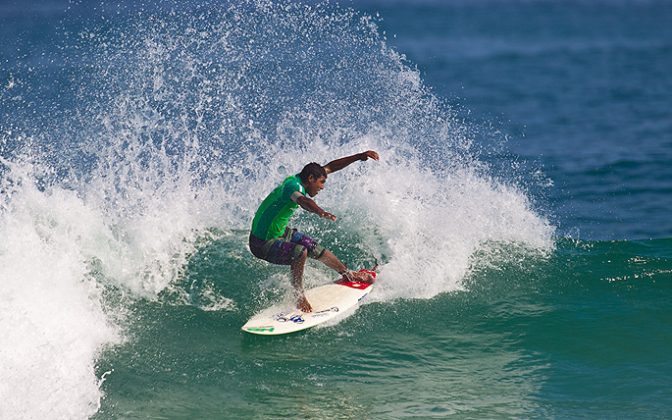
[249,151,379,312]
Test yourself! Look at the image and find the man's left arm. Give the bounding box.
[295,195,337,221]
[323,150,379,174]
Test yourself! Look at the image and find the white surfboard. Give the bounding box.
[242,270,376,335]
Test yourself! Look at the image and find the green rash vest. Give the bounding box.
[251,175,306,240]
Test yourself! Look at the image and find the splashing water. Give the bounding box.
[0,1,553,417]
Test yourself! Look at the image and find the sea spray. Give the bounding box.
[1,1,554,417]
[0,162,120,418]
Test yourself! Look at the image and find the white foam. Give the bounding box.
[0,160,225,418]
[0,169,120,419]
[357,163,554,301]
[198,283,237,312]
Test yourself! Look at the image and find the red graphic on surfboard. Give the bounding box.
[335,269,376,289]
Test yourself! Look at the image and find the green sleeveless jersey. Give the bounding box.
[251,175,306,240]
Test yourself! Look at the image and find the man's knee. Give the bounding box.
[292,246,308,263]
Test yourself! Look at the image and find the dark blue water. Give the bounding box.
[1,1,671,418]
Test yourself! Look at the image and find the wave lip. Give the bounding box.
[348,163,554,302]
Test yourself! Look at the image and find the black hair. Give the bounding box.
[298,162,327,183]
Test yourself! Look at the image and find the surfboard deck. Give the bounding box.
[242,270,376,336]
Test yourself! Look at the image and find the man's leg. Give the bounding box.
[291,248,312,312]
[317,249,347,273]
[252,232,314,311]
[318,250,374,283]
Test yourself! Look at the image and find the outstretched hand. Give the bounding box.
[360,150,380,161]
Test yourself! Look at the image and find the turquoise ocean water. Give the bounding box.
[1,1,671,418]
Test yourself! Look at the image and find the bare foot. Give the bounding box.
[352,270,374,283]
[296,295,313,312]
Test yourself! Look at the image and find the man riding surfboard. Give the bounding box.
[249,151,379,312]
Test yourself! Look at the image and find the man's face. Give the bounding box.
[306,175,327,197]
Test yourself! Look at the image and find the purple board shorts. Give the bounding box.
[249,228,325,265]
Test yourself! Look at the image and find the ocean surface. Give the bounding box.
[1,0,671,418]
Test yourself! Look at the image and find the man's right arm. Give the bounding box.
[323,150,379,175]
